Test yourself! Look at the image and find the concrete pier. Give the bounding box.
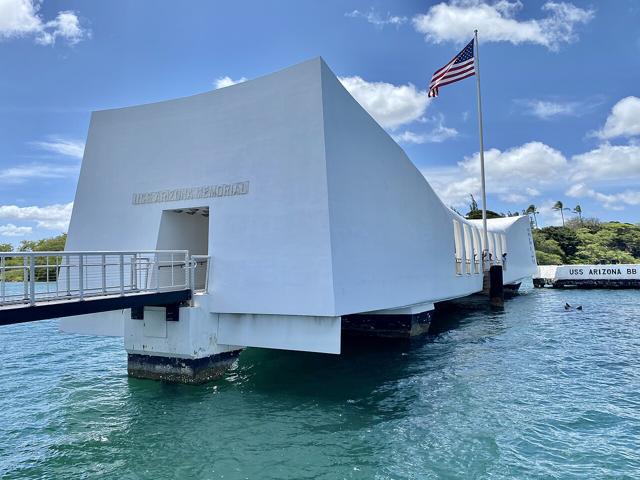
[489,265,504,307]
[342,304,433,338]
[127,351,240,384]
[124,303,243,384]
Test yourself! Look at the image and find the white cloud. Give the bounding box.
[558,97,640,210]
[515,99,579,119]
[394,127,457,144]
[214,76,247,89]
[0,223,32,236]
[345,9,407,27]
[1,136,82,185]
[412,1,594,51]
[0,163,79,183]
[421,131,638,214]
[571,144,640,183]
[339,76,430,129]
[566,183,640,210]
[421,166,480,208]
[0,0,89,45]
[594,96,640,140]
[421,141,567,207]
[394,115,458,144]
[0,202,73,231]
[500,192,528,203]
[31,137,85,159]
[460,141,567,183]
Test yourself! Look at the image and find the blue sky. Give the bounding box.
[1,0,639,244]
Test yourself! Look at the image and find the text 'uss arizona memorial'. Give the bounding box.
[132,181,250,205]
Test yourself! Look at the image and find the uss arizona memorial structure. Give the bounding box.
[57,58,536,382]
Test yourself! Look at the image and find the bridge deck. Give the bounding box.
[0,289,192,326]
[0,250,208,326]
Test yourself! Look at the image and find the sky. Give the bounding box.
[0,0,639,245]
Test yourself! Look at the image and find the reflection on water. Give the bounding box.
[1,282,639,479]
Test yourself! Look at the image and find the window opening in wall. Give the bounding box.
[463,223,472,274]
[453,220,463,275]
[472,228,481,274]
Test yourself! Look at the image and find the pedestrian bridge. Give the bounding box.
[0,250,209,326]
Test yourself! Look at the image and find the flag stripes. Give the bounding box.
[428,39,475,98]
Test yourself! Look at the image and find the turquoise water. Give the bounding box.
[1,283,639,479]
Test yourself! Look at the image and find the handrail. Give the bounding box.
[0,250,194,308]
[0,249,189,257]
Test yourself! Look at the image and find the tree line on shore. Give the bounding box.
[1,234,67,281]
[463,196,640,265]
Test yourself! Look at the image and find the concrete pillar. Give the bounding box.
[489,265,504,307]
[127,351,240,384]
[341,302,434,338]
[124,297,242,384]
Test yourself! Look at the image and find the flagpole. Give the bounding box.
[474,29,489,262]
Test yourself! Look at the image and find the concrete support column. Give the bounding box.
[489,265,504,307]
[124,296,242,384]
[342,302,434,338]
[127,351,240,384]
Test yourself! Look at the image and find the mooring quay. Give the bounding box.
[1,58,537,383]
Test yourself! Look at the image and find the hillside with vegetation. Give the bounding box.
[532,219,640,265]
[463,196,640,265]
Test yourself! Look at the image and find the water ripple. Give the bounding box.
[1,283,640,479]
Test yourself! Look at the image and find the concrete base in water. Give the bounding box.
[489,265,504,307]
[342,310,432,338]
[127,350,241,384]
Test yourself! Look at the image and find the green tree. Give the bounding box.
[469,194,479,215]
[0,243,12,252]
[464,194,504,219]
[553,201,570,227]
[543,226,580,258]
[7,234,68,282]
[533,221,640,265]
[525,204,539,228]
[566,216,600,232]
[18,233,67,252]
[533,229,565,264]
[573,205,583,224]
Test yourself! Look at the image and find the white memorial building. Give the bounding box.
[61,58,537,382]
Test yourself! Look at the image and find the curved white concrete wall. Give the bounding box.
[66,57,537,321]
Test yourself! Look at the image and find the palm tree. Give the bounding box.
[553,200,570,227]
[573,205,583,225]
[525,204,539,228]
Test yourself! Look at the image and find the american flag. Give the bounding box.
[428,39,475,98]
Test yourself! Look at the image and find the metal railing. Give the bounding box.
[0,250,201,307]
